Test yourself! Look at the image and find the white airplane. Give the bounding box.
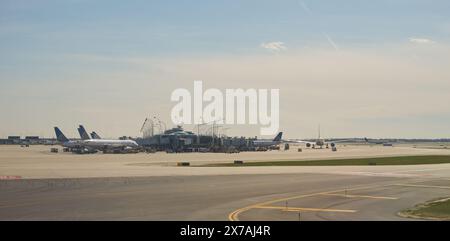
[291,126,349,149]
[77,125,139,150]
[253,132,283,147]
[83,139,139,150]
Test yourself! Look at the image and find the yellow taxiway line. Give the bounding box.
[228,184,388,221]
[393,184,450,189]
[228,179,450,221]
[254,205,357,213]
[320,193,398,200]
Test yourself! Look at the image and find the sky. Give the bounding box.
[1,0,450,139]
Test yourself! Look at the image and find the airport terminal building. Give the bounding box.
[137,126,254,152]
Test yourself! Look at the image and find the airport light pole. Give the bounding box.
[197,117,206,145]
[139,118,148,138]
[153,116,167,134]
[140,118,155,138]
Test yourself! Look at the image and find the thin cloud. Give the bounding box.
[260,42,287,52]
[409,38,436,44]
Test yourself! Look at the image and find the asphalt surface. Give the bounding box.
[2,145,450,220]
[2,145,450,179]
[2,172,450,220]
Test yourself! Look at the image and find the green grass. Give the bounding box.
[206,155,450,167]
[401,198,450,220]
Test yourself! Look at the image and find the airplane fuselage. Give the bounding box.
[253,140,281,147]
[252,132,283,147]
[304,139,335,148]
[83,139,139,149]
[61,140,84,148]
[315,139,325,146]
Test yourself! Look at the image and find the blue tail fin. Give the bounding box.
[54,127,69,143]
[90,131,101,139]
[273,132,283,141]
[77,125,91,140]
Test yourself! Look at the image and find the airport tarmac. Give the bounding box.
[1,144,450,220]
[1,144,449,179]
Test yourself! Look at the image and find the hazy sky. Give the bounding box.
[1,0,450,139]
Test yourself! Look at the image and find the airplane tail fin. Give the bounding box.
[273,132,283,141]
[91,131,101,139]
[54,127,69,143]
[77,125,91,140]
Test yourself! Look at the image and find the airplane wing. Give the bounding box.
[324,139,351,144]
[284,139,316,145]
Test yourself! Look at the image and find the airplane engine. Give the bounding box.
[330,143,335,147]
[306,143,311,148]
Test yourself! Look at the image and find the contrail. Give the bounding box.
[299,0,312,15]
[323,32,340,51]
[298,1,341,51]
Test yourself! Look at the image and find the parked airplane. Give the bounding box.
[252,132,283,147]
[55,127,98,153]
[364,137,394,146]
[83,138,139,151]
[77,125,139,151]
[54,127,83,148]
[56,125,139,153]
